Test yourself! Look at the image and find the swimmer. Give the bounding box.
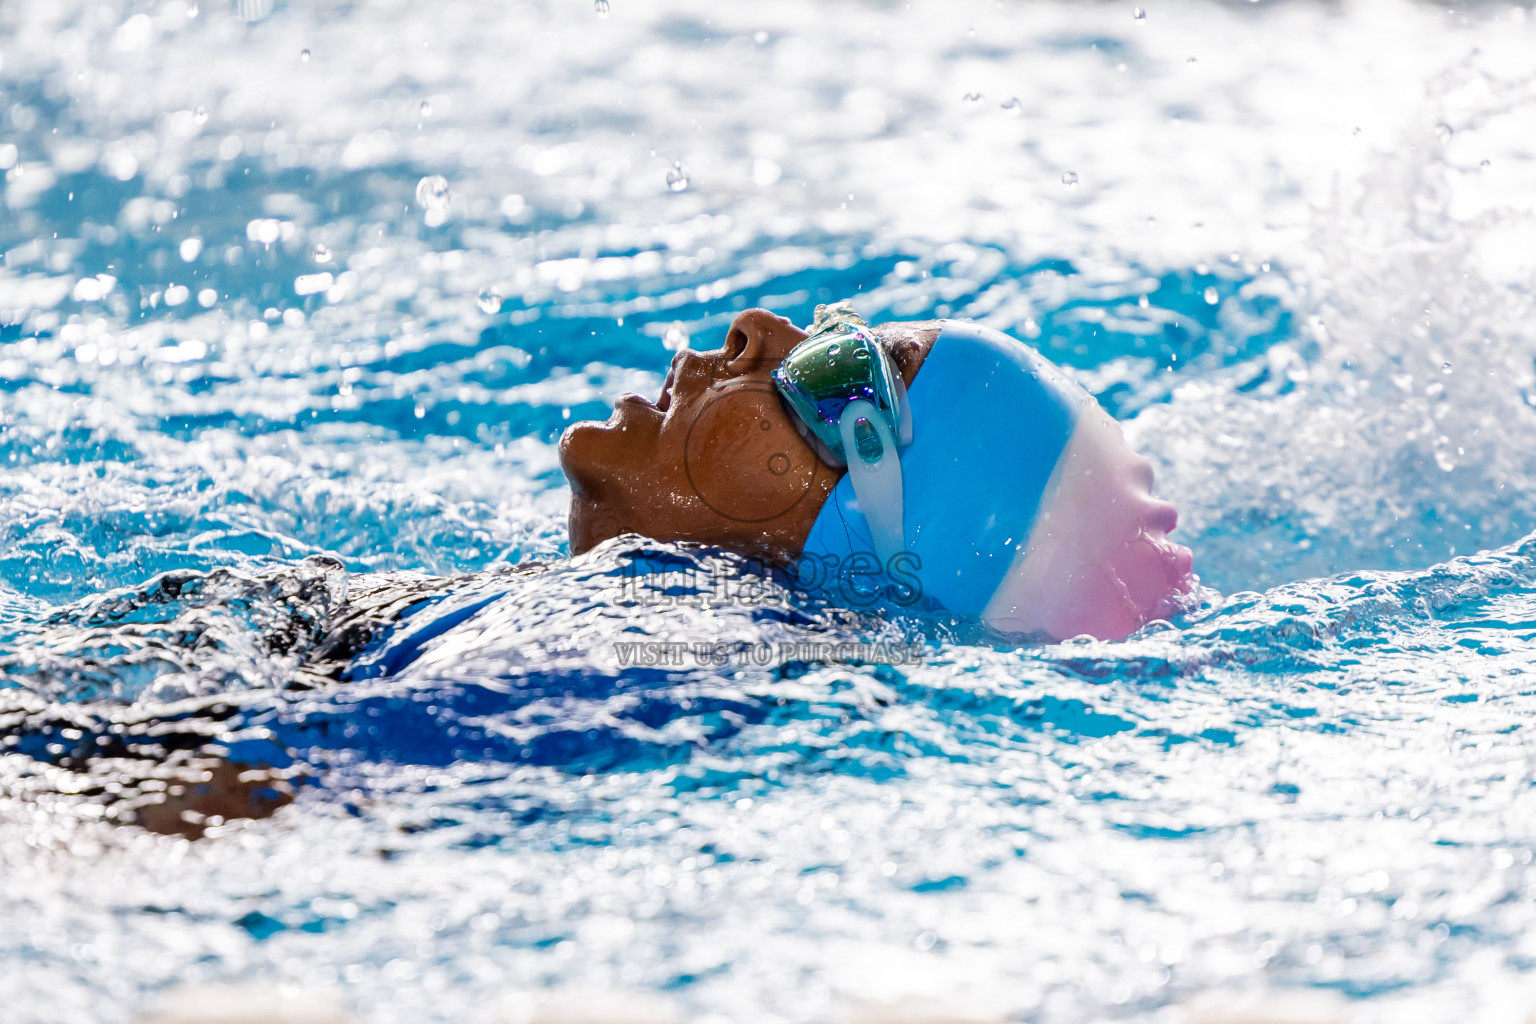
[560,304,1195,642]
[6,305,1195,840]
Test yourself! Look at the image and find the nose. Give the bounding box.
[722,308,809,377]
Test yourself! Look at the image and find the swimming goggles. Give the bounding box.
[772,301,913,563]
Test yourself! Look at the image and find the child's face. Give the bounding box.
[559,308,839,558]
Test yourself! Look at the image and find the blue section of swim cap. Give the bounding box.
[801,320,1080,617]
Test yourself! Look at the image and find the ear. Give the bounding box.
[723,308,806,377]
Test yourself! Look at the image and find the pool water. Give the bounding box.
[4,0,1536,1021]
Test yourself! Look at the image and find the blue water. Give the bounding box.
[5,1,1536,1022]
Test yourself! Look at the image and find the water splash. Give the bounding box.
[3,1,1536,1022]
[1137,64,1536,590]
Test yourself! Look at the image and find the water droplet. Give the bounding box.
[662,324,690,351]
[665,162,690,192]
[595,0,610,17]
[1133,6,1146,19]
[193,104,208,125]
[1186,55,1198,63]
[415,175,450,225]
[1061,170,1079,188]
[312,243,332,264]
[186,2,199,15]
[478,289,503,315]
[416,175,449,205]
[1146,215,1157,226]
[419,100,432,118]
[1260,261,1271,272]
[1203,286,1219,305]
[1352,126,1362,135]
[1000,96,1022,114]
[300,48,310,62]
[1138,294,1150,308]
[754,30,769,44]
[1480,158,1492,168]
[962,92,985,104]
[1436,122,1454,141]
[1441,361,1454,375]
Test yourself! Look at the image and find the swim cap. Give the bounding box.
[797,320,1192,640]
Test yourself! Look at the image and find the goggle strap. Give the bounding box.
[839,399,905,565]
[891,365,914,447]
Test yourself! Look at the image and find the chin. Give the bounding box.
[558,415,608,449]
[558,419,616,493]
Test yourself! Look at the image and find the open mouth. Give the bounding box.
[614,367,676,417]
[656,365,676,412]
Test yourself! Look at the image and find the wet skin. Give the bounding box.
[559,308,936,561]
[559,308,1194,639]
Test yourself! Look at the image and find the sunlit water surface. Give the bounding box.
[4,0,1536,1021]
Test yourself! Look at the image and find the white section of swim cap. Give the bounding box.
[839,398,905,565]
[982,404,1148,641]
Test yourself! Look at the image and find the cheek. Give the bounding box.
[680,388,821,525]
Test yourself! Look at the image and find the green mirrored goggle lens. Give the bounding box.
[770,301,906,468]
